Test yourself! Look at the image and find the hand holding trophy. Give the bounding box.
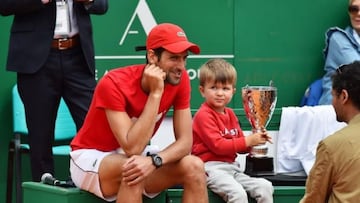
[242,81,277,176]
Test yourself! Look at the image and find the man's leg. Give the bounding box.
[180,156,208,203]
[62,45,96,131]
[97,154,208,203]
[98,153,146,203]
[145,155,209,203]
[117,180,144,203]
[17,63,61,181]
[71,150,144,203]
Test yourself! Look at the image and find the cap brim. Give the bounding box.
[163,41,200,54]
[135,46,147,52]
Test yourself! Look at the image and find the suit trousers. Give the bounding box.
[17,44,96,181]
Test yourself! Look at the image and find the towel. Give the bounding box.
[276,105,346,175]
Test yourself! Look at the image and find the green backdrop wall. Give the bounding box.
[0,0,348,202]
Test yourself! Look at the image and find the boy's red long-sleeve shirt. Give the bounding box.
[192,102,251,163]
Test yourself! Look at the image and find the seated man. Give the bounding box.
[69,23,209,203]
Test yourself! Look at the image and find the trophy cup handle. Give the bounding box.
[269,80,274,87]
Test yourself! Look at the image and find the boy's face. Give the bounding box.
[199,80,235,113]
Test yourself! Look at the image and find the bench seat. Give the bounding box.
[22,181,305,203]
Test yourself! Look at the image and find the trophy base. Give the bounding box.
[244,155,275,176]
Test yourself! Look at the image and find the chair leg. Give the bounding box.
[6,140,15,203]
[14,138,22,203]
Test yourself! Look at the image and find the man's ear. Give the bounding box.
[341,89,349,104]
[147,49,156,64]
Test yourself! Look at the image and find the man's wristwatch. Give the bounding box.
[149,154,162,168]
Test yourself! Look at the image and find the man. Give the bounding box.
[300,61,360,203]
[69,23,209,203]
[0,0,108,181]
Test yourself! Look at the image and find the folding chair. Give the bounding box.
[6,85,77,203]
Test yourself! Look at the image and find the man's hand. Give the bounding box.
[142,64,166,97]
[122,155,155,186]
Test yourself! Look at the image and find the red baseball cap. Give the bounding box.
[146,23,200,54]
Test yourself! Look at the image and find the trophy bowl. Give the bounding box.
[242,85,277,157]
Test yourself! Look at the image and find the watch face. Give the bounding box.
[152,154,162,168]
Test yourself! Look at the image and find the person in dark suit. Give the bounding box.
[0,0,108,181]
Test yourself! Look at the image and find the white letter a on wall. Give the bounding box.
[119,0,157,45]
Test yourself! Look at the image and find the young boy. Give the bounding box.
[192,58,274,203]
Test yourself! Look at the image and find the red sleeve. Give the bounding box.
[95,73,126,111]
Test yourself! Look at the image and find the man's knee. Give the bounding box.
[180,155,206,181]
[183,155,205,172]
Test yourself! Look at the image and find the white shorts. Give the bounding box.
[70,147,160,201]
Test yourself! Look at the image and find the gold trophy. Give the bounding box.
[242,82,277,176]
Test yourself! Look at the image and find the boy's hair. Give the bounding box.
[332,60,360,109]
[198,58,237,86]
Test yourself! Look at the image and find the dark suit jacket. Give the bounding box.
[0,0,108,74]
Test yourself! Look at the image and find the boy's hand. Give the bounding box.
[259,127,272,144]
[263,133,273,144]
[246,129,272,147]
